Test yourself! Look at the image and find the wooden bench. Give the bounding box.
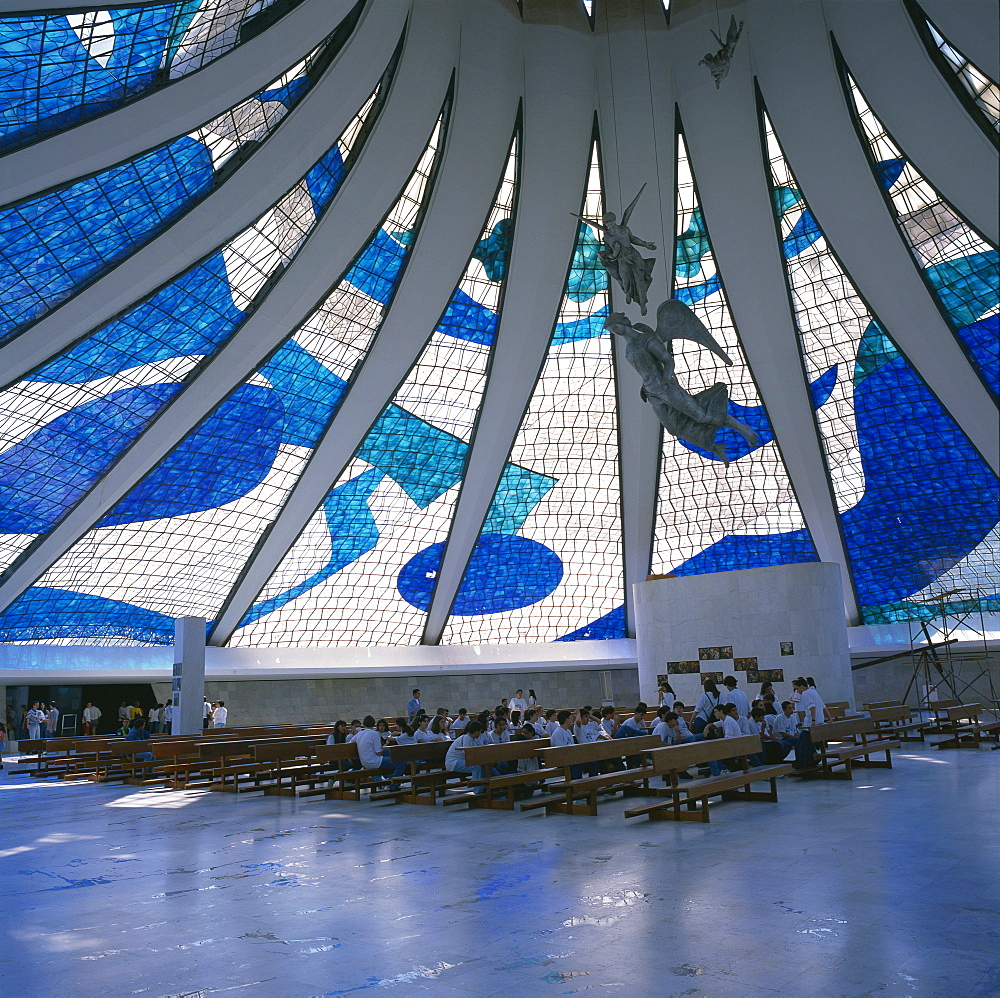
[623,736,791,823]
[807,718,900,779]
[522,735,664,816]
[933,704,1000,749]
[306,743,387,801]
[369,742,459,805]
[443,738,554,809]
[868,705,930,742]
[207,735,328,793]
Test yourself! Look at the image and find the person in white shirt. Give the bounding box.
[83,702,102,736]
[574,710,601,743]
[202,698,211,730]
[769,700,815,770]
[148,704,161,735]
[704,704,743,775]
[721,677,750,718]
[657,683,676,709]
[792,679,827,727]
[211,701,228,728]
[354,716,393,778]
[509,691,528,725]
[429,716,450,741]
[598,706,618,738]
[413,716,434,743]
[527,690,537,709]
[693,682,723,733]
[445,722,500,791]
[450,709,470,736]
[488,717,512,745]
[26,702,45,740]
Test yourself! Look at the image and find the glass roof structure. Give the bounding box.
[0,0,996,649]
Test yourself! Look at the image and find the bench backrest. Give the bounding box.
[648,735,762,773]
[868,706,912,723]
[826,701,851,710]
[809,717,875,742]
[252,741,319,762]
[387,741,450,764]
[464,738,549,766]
[944,703,981,721]
[111,740,153,755]
[864,700,902,709]
[315,743,360,763]
[538,734,662,767]
[928,699,962,711]
[151,740,197,759]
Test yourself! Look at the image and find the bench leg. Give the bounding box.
[649,797,710,822]
[721,778,779,803]
[545,794,599,817]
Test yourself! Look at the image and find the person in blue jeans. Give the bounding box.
[445,722,501,793]
[124,717,154,775]
[767,701,815,771]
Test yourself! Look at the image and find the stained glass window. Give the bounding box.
[763,109,1000,623]
[650,128,818,578]
[443,140,624,645]
[0,0,310,152]
[0,113,444,646]
[846,70,999,396]
[0,36,341,343]
[233,130,518,647]
[0,79,385,583]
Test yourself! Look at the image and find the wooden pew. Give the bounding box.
[522,735,663,816]
[868,705,929,742]
[207,735,328,793]
[444,738,553,809]
[370,742,457,805]
[624,736,791,823]
[933,704,1000,749]
[309,744,386,801]
[807,718,900,779]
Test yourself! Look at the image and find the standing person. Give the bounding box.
[118,702,130,727]
[202,698,211,729]
[162,700,173,734]
[527,690,537,709]
[692,681,722,734]
[406,689,423,722]
[657,683,676,708]
[721,676,750,718]
[19,705,28,740]
[509,690,528,725]
[26,702,45,741]
[211,701,228,728]
[147,703,160,735]
[129,702,143,722]
[45,703,60,736]
[792,678,827,726]
[83,702,102,736]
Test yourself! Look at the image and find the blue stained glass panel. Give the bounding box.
[0,138,214,342]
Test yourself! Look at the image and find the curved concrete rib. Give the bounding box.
[669,7,861,624]
[916,0,1000,82]
[421,19,596,646]
[596,0,675,637]
[0,0,406,391]
[0,0,353,206]
[829,0,998,244]
[754,2,999,476]
[210,4,524,645]
[0,8,458,616]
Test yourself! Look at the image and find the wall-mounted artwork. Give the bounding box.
[733,657,757,670]
[700,671,724,683]
[699,646,733,660]
[664,661,700,674]
[747,668,784,683]
[780,641,794,656]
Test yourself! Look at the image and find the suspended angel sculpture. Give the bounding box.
[575,185,656,314]
[605,299,758,466]
[699,15,744,89]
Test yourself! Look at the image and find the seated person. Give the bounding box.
[704,704,741,776]
[353,715,395,780]
[598,706,618,738]
[445,722,501,793]
[767,701,816,771]
[124,717,154,775]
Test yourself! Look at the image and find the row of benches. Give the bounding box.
[9,715,909,826]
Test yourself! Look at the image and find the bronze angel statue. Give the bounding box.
[699,15,744,89]
[605,300,758,465]
[576,185,656,314]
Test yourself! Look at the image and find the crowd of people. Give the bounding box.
[321,675,831,790]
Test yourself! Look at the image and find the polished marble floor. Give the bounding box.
[0,747,997,997]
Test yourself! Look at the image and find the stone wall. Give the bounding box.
[151,667,640,726]
[851,650,1000,708]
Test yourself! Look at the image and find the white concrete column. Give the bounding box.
[171,616,206,735]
